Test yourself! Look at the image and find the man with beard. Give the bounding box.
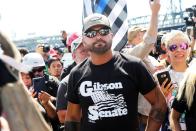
[64,12,167,131]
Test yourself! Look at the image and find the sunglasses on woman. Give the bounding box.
[84,27,110,38]
[168,43,189,52]
[32,67,45,73]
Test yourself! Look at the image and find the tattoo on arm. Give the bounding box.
[149,108,165,123]
[149,87,166,123]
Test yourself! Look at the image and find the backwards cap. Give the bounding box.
[71,37,83,53]
[127,26,146,43]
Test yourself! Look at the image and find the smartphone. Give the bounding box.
[156,70,171,88]
[32,77,45,97]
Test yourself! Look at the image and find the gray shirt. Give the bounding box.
[56,75,69,110]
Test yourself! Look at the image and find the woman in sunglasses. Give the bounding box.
[158,30,191,131]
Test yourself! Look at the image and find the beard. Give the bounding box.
[89,39,112,54]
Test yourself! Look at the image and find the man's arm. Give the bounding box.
[169,109,181,131]
[57,110,67,123]
[144,86,167,131]
[127,0,160,59]
[56,78,69,123]
[64,102,81,131]
[38,91,57,119]
[42,100,57,119]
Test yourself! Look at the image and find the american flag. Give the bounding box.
[83,0,128,51]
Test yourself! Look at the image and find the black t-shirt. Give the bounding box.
[67,52,157,131]
[60,62,76,80]
[172,89,196,131]
[56,75,69,110]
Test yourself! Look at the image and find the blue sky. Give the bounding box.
[0,0,195,40]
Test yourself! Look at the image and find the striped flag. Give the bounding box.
[83,0,128,51]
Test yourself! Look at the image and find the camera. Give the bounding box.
[150,33,166,59]
[42,44,50,53]
[186,5,196,16]
[184,5,196,39]
[53,44,64,54]
[155,34,165,53]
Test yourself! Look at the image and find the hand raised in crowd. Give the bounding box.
[160,78,174,97]
[149,0,161,15]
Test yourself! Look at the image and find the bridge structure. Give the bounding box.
[128,0,187,32]
[128,11,186,32]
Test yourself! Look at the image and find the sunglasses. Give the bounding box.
[168,43,189,52]
[32,67,44,73]
[84,28,110,38]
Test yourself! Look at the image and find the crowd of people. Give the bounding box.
[1,0,196,131]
